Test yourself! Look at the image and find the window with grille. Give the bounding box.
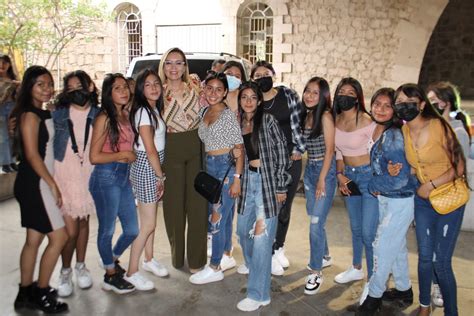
[116,4,143,73]
[238,2,273,63]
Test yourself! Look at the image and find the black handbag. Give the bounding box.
[194,163,233,204]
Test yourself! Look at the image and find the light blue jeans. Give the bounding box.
[206,153,235,267]
[304,159,336,271]
[344,164,379,279]
[237,171,278,302]
[89,162,139,269]
[369,195,414,298]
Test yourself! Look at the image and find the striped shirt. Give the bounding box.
[237,113,292,218]
[302,128,326,160]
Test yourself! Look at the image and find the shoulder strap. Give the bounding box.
[67,117,92,155]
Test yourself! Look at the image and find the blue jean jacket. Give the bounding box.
[52,106,100,161]
[368,127,416,198]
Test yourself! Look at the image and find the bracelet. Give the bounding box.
[157,174,166,182]
[233,173,242,179]
[336,171,343,176]
[429,179,436,189]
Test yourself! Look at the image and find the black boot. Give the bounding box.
[32,281,58,298]
[14,283,34,309]
[33,286,69,314]
[382,287,413,307]
[356,295,382,316]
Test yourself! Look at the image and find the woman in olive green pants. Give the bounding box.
[159,47,207,271]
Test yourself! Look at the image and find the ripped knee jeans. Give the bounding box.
[236,170,278,302]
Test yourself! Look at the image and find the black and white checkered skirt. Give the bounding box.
[130,150,165,203]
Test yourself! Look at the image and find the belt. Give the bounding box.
[249,165,261,173]
[309,157,324,162]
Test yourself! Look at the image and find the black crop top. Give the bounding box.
[243,133,259,161]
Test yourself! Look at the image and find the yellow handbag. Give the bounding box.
[429,177,469,215]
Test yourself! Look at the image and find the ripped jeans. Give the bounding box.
[206,153,235,267]
[304,159,336,271]
[368,195,414,298]
[415,195,465,315]
[237,170,278,302]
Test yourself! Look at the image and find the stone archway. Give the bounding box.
[383,0,448,88]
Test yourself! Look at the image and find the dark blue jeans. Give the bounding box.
[415,195,465,316]
[89,162,139,269]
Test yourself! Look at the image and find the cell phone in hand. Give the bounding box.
[343,180,362,196]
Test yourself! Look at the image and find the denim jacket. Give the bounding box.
[52,106,100,161]
[368,127,417,198]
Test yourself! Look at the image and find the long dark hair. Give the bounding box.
[238,81,264,155]
[222,60,247,82]
[204,70,229,100]
[370,87,402,129]
[427,81,471,142]
[100,73,130,152]
[333,77,367,120]
[55,70,99,109]
[0,54,17,80]
[130,69,164,146]
[395,83,467,179]
[302,77,333,138]
[10,66,53,159]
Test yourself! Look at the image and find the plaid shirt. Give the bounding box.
[279,85,306,155]
[237,113,292,218]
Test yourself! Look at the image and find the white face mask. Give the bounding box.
[226,74,241,91]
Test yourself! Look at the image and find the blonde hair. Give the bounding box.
[158,47,190,84]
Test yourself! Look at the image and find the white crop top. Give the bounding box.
[134,107,166,152]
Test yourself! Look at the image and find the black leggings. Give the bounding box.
[273,159,302,251]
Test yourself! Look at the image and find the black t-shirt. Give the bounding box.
[263,88,293,153]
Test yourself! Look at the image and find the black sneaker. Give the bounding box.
[114,260,126,276]
[356,295,382,316]
[382,287,413,307]
[14,283,35,310]
[33,286,68,314]
[32,281,58,298]
[10,163,18,171]
[2,165,13,173]
[102,273,135,294]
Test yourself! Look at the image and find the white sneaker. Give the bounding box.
[322,256,332,268]
[142,258,169,277]
[220,254,236,272]
[58,268,73,297]
[124,272,154,291]
[306,256,333,271]
[304,273,323,295]
[237,297,271,312]
[274,247,290,268]
[207,234,212,257]
[271,255,284,276]
[189,266,224,285]
[75,263,93,289]
[359,282,369,305]
[431,284,444,307]
[237,264,249,275]
[334,266,364,284]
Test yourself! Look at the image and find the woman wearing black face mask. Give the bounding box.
[392,83,468,316]
[51,70,100,297]
[333,77,378,291]
[250,60,305,276]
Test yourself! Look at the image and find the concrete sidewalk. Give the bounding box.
[0,196,473,315]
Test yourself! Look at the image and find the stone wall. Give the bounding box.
[282,0,427,99]
[418,0,474,99]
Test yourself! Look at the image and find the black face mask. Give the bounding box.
[335,95,358,111]
[255,76,273,93]
[394,102,420,122]
[67,89,90,107]
[431,102,444,115]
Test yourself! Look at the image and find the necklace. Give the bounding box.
[263,89,278,110]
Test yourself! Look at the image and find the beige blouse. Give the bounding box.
[162,77,202,133]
